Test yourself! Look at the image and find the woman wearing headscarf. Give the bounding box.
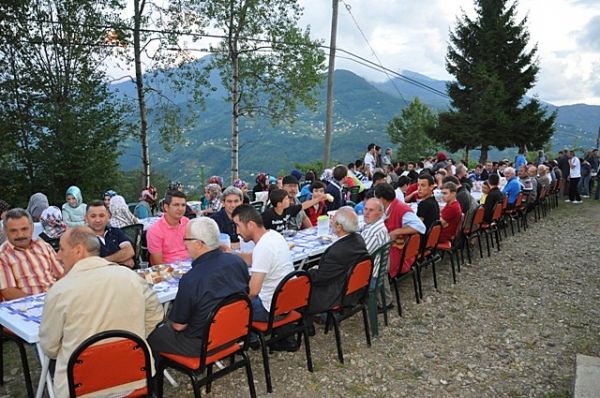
[0,200,11,245]
[233,179,251,204]
[109,195,139,228]
[200,183,222,215]
[134,187,157,219]
[252,173,269,195]
[39,206,67,241]
[207,175,224,188]
[62,186,87,227]
[27,193,49,222]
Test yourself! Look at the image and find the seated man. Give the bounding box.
[148,218,248,360]
[147,191,190,264]
[0,208,63,300]
[262,189,326,233]
[483,174,505,224]
[374,183,425,277]
[502,167,522,209]
[282,175,312,230]
[359,198,392,310]
[85,200,135,268]
[307,207,369,314]
[232,204,297,351]
[39,226,163,398]
[211,186,244,245]
[416,173,440,232]
[438,182,462,243]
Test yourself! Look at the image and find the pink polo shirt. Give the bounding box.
[146,215,190,264]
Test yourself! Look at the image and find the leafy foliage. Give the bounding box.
[387,98,438,161]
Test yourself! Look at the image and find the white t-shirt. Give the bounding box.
[252,230,294,311]
[364,152,376,175]
[570,157,581,178]
[395,187,405,202]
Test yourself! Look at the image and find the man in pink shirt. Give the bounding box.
[147,191,190,264]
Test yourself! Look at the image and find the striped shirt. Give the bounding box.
[0,239,63,296]
[359,217,390,276]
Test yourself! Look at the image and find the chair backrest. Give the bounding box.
[423,221,442,253]
[467,206,485,233]
[514,192,524,208]
[45,237,61,252]
[370,241,392,290]
[538,186,547,200]
[121,224,144,267]
[67,330,152,398]
[401,234,421,261]
[268,271,311,325]
[349,186,361,203]
[202,293,252,368]
[341,257,373,307]
[501,195,508,210]
[250,201,264,213]
[491,202,503,222]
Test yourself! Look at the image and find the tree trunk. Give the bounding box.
[479,145,489,164]
[464,145,470,166]
[134,0,150,187]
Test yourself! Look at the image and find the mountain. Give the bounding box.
[113,61,600,185]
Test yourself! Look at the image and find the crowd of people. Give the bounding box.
[0,143,598,396]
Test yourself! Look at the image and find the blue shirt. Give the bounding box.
[210,208,239,243]
[515,154,527,171]
[169,249,249,338]
[502,177,522,205]
[99,227,131,258]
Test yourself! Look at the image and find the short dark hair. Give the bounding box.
[86,200,108,214]
[418,173,435,186]
[164,190,186,205]
[441,181,458,193]
[374,183,396,201]
[4,208,32,225]
[397,176,410,187]
[269,189,289,207]
[372,171,386,182]
[355,159,364,168]
[310,180,326,192]
[332,165,348,181]
[488,174,500,186]
[232,204,263,227]
[442,175,460,185]
[347,162,355,169]
[367,143,376,151]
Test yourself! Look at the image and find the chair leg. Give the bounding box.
[331,315,344,363]
[465,237,472,264]
[156,363,165,398]
[484,232,491,257]
[477,234,483,259]
[431,260,438,290]
[206,364,213,393]
[257,332,272,393]
[367,291,379,338]
[242,351,258,398]
[391,276,402,317]
[16,341,33,398]
[362,307,371,347]
[415,265,423,300]
[302,319,314,372]
[449,252,457,284]
[411,270,420,304]
[379,286,389,326]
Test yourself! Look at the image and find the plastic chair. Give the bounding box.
[250,201,264,213]
[434,214,465,286]
[324,257,373,363]
[462,206,485,263]
[251,271,313,393]
[367,241,392,337]
[121,224,144,268]
[156,293,256,398]
[481,202,503,257]
[416,221,442,296]
[0,328,33,398]
[389,234,421,317]
[67,330,152,398]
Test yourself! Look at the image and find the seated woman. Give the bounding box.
[109,195,139,228]
[62,186,87,227]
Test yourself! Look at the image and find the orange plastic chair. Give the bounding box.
[463,206,485,263]
[156,293,256,398]
[390,234,421,317]
[67,330,152,398]
[416,221,442,296]
[324,257,373,364]
[252,270,313,393]
[481,202,504,256]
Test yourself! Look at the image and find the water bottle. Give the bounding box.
[317,215,329,237]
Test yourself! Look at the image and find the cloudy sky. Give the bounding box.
[296,0,600,106]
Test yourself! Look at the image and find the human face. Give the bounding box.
[233,215,252,242]
[165,197,186,221]
[482,184,490,195]
[518,166,527,178]
[363,199,383,224]
[66,194,77,207]
[183,224,203,259]
[485,162,493,172]
[312,187,325,197]
[57,230,83,273]
[5,217,33,249]
[103,196,111,208]
[407,163,414,171]
[283,183,298,197]
[441,189,455,204]
[223,194,242,217]
[417,178,434,198]
[85,205,110,234]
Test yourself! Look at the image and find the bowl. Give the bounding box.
[172,269,186,279]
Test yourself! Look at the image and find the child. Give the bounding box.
[262,188,329,233]
[61,186,87,227]
[305,181,328,226]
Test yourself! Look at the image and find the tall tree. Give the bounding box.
[431,0,555,163]
[387,98,438,161]
[186,0,325,182]
[0,0,124,205]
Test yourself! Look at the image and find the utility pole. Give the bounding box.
[322,0,339,169]
[596,126,600,150]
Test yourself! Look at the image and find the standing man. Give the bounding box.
[39,226,163,398]
[85,200,135,267]
[382,148,393,167]
[232,204,297,351]
[363,143,377,179]
[416,174,440,232]
[567,150,582,203]
[211,186,244,245]
[147,191,190,264]
[515,148,527,171]
[0,209,63,300]
[557,150,571,197]
[147,218,248,360]
[374,184,425,278]
[282,175,312,230]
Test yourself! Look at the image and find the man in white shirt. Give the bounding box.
[567,150,582,203]
[231,204,297,351]
[363,143,377,179]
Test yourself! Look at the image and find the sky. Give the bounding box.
[294,0,600,106]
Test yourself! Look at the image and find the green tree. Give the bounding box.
[0,0,124,205]
[432,0,555,163]
[184,0,325,182]
[387,98,438,161]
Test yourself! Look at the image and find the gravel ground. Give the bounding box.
[1,199,599,398]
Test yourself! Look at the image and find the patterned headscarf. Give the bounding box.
[0,200,11,216]
[207,175,224,187]
[168,181,183,192]
[40,206,67,239]
[233,179,247,190]
[320,169,333,183]
[27,193,49,221]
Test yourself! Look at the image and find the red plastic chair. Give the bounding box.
[324,258,373,364]
[252,270,313,393]
[463,206,485,263]
[156,293,256,398]
[481,202,504,256]
[389,234,421,317]
[67,330,152,398]
[416,221,442,297]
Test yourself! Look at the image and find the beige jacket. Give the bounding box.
[39,256,164,398]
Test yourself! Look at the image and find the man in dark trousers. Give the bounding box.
[307,207,369,314]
